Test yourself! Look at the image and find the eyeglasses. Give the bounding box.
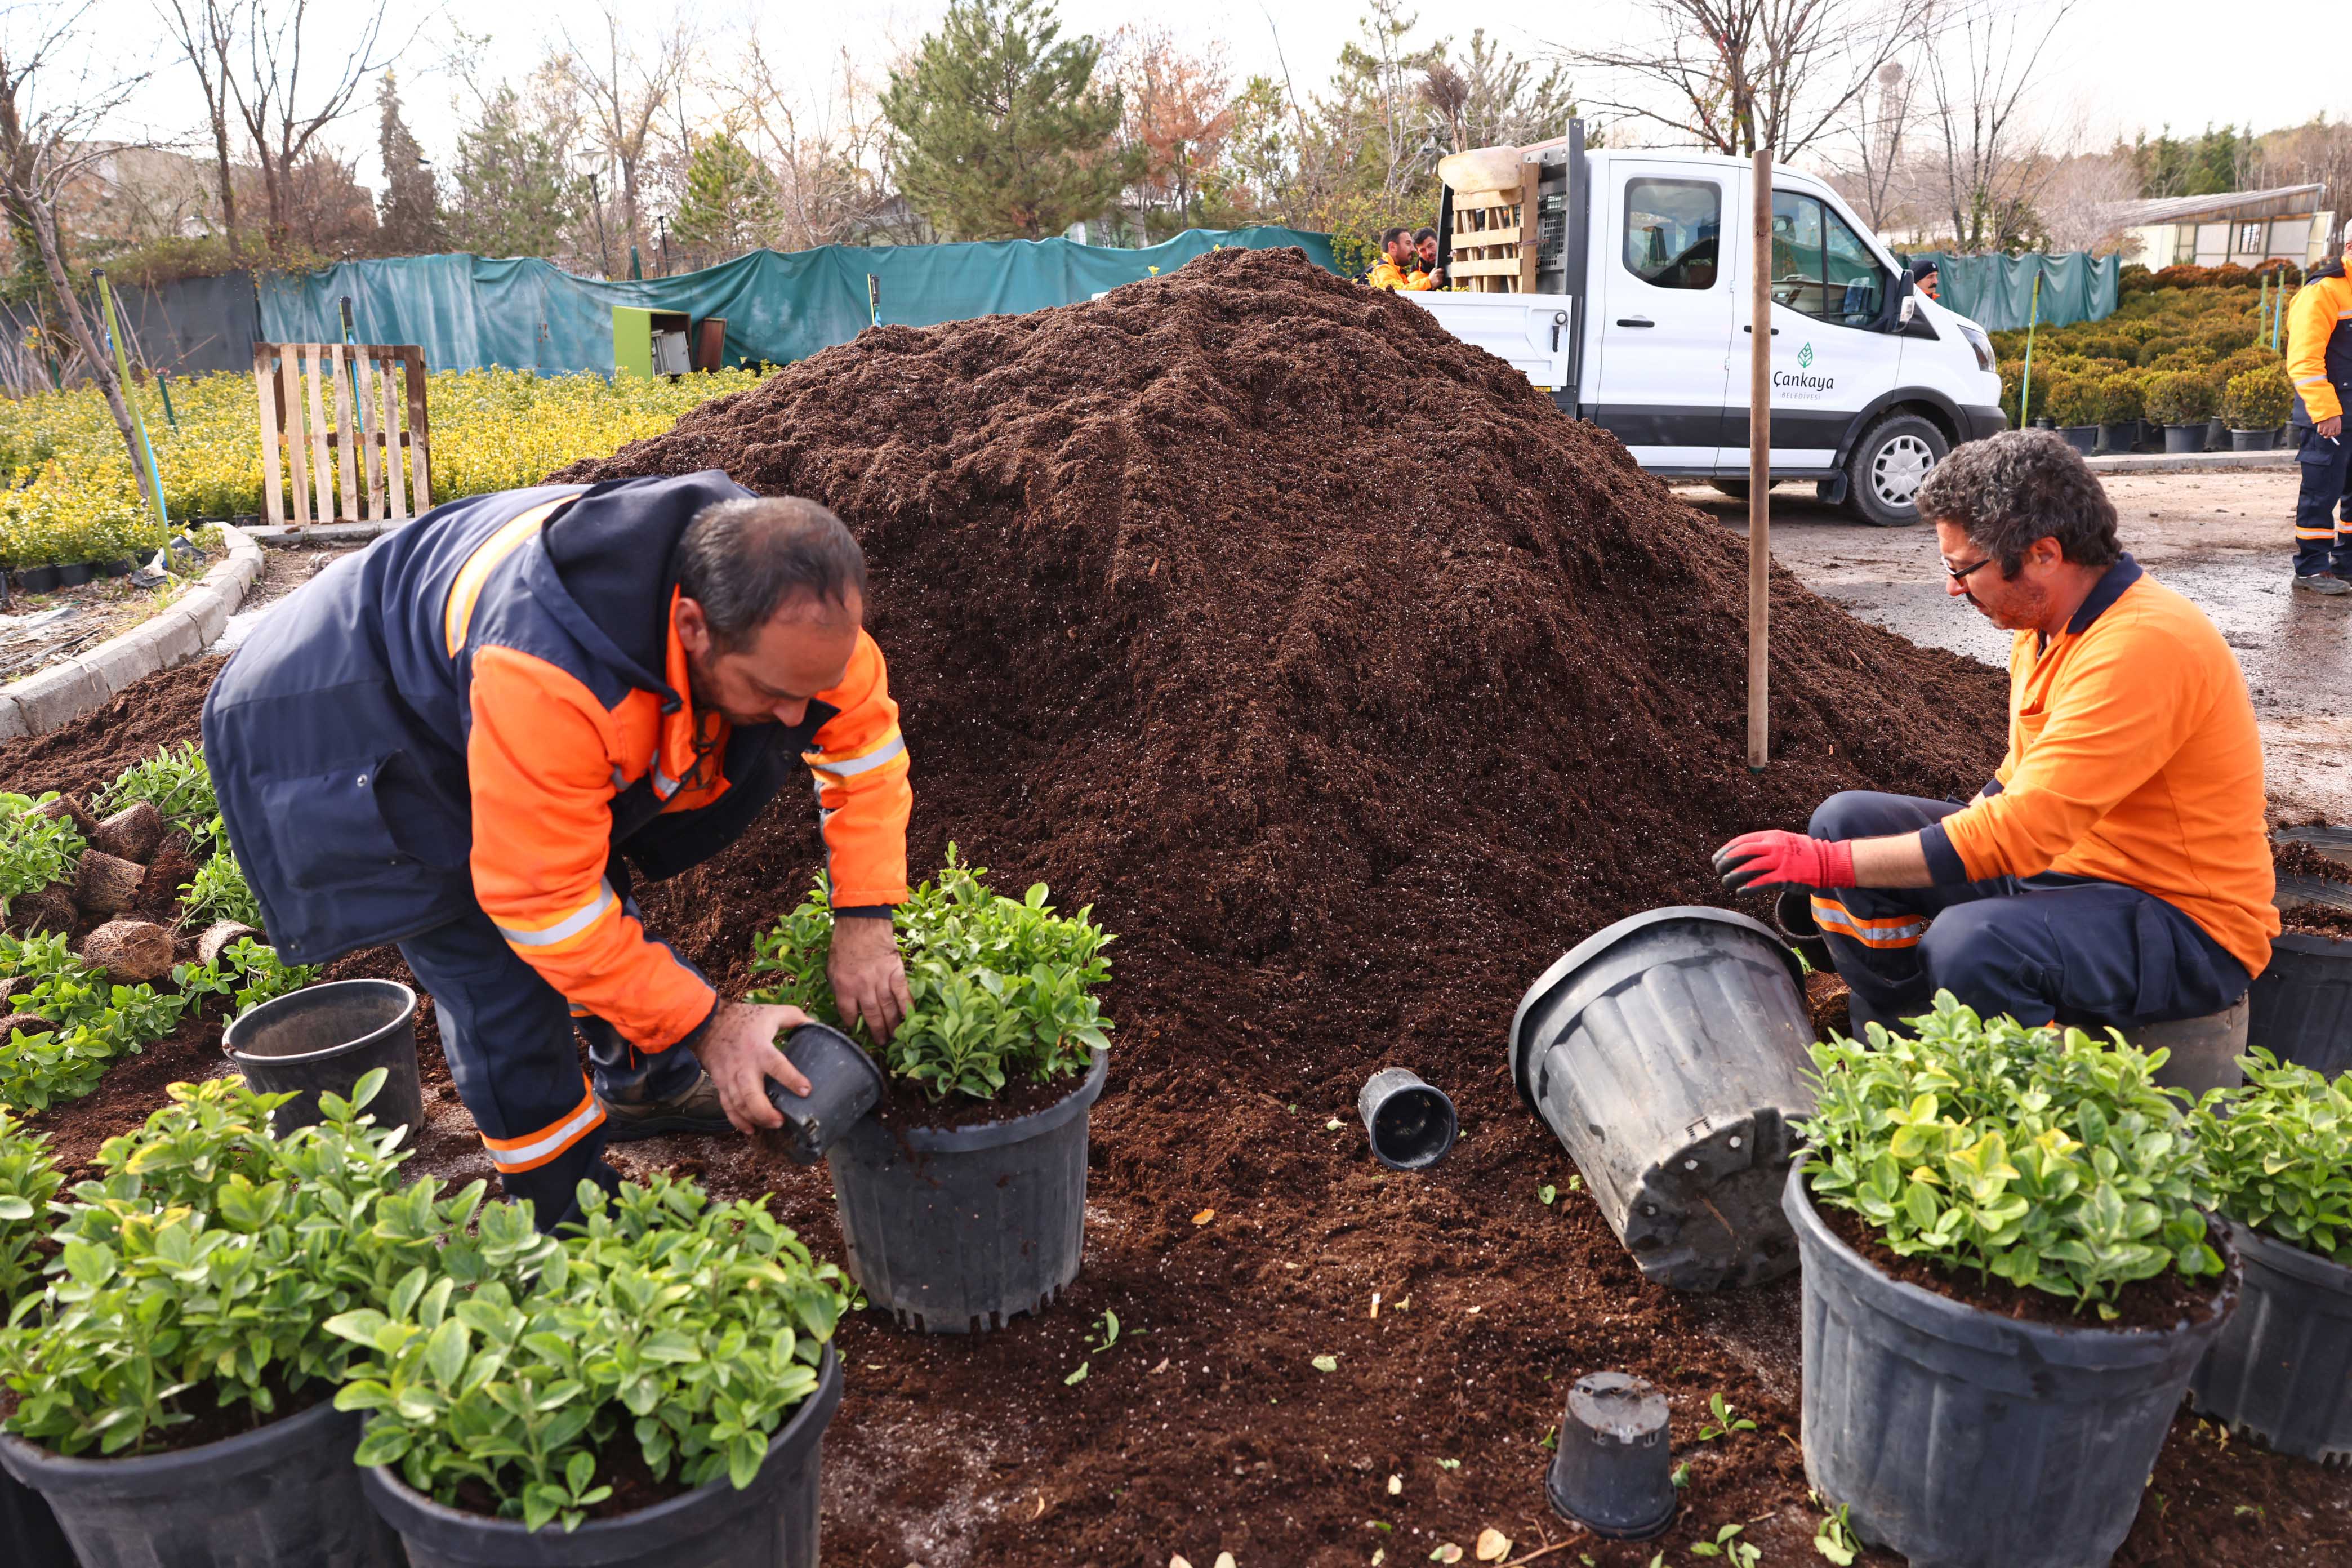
[1943,555,1994,583]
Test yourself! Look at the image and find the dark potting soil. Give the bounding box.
[1818,1196,2228,1331]
[446,1422,689,1522]
[0,656,221,800]
[2274,839,2352,886]
[11,251,2347,1563]
[2280,902,2352,941]
[870,1061,1090,1132]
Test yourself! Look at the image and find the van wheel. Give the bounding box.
[1712,479,1750,501]
[1845,414,1948,527]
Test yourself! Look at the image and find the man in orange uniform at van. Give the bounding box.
[1712,430,2276,1034]
[206,475,912,1223]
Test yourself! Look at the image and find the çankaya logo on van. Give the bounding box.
[1775,341,1836,393]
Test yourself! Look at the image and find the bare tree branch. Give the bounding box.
[223,0,407,250]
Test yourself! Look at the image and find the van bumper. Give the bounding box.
[1958,404,2009,444]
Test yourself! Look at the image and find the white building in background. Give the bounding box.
[2107,185,2336,268]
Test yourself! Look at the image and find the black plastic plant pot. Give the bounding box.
[54,562,91,588]
[1357,1067,1458,1170]
[2189,1214,2352,1463]
[1509,907,1816,1291]
[361,1347,840,1567]
[764,1022,886,1165]
[2059,425,2098,455]
[0,1468,72,1568]
[1784,1166,2237,1568]
[18,566,59,594]
[2228,428,2273,451]
[224,978,424,1140]
[0,1397,404,1568]
[2098,421,2138,454]
[1544,1372,1676,1539]
[2247,930,2352,1077]
[97,556,136,577]
[827,1049,1108,1333]
[1769,888,1832,975]
[2163,423,2208,454]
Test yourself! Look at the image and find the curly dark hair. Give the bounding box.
[1912,428,2118,578]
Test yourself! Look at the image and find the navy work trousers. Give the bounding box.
[397,899,704,1228]
[2293,422,2352,577]
[1804,792,2251,1036]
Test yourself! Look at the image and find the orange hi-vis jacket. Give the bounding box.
[2286,268,2352,426]
[1917,556,2276,978]
[1366,259,1437,292]
[204,471,911,1052]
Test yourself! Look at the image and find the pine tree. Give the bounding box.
[376,70,444,254]
[447,86,578,260]
[881,0,1139,240]
[668,132,777,260]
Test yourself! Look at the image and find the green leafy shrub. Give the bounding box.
[749,847,1114,1102]
[2189,1050,2352,1262]
[1801,993,2224,1318]
[2194,318,2256,357]
[178,826,261,925]
[2077,336,2132,363]
[2144,371,2219,426]
[98,743,219,845]
[1997,361,2046,426]
[0,1072,501,1455]
[172,937,315,1018]
[2214,345,2282,382]
[0,932,189,1112]
[2047,376,2103,427]
[2222,366,2294,430]
[2097,373,2145,424]
[331,1174,848,1531]
[0,1106,61,1303]
[0,794,86,915]
[2136,335,2188,366]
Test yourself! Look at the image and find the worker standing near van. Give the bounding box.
[1710,430,2275,1035]
[2286,232,2352,596]
[203,475,914,1226]
[1413,228,1447,289]
[1367,228,1438,292]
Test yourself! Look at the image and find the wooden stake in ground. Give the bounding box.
[1748,148,1772,772]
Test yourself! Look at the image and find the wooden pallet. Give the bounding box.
[1449,162,1538,293]
[253,342,432,528]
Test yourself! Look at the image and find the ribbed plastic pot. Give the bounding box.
[764,1023,886,1165]
[1356,1067,1458,1170]
[2189,1214,2352,1463]
[1785,1166,2237,1568]
[361,1347,839,1567]
[0,1398,403,1568]
[1510,907,1816,1290]
[224,978,423,1140]
[2163,423,2208,454]
[2247,930,2352,1077]
[2059,425,2099,455]
[0,1468,73,1568]
[827,1050,1107,1333]
[1544,1372,1677,1539]
[2098,421,2138,455]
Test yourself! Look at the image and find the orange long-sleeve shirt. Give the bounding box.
[1923,559,2276,978]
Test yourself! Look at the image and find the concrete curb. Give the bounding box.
[243,520,403,549]
[0,525,262,741]
[2086,451,2296,475]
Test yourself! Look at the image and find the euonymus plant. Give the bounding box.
[749,847,1114,1101]
[0,1071,506,1455]
[97,742,223,850]
[2189,1049,2352,1263]
[0,1106,61,1304]
[1802,993,2224,1318]
[331,1174,849,1531]
[0,792,86,914]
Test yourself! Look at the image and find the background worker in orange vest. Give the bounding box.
[1712,431,2274,1036]
[2285,231,2352,595]
[206,476,914,1224]
[1366,228,1438,292]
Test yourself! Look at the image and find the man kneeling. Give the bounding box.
[1714,429,2277,1034]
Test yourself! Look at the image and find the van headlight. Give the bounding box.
[1957,322,1995,374]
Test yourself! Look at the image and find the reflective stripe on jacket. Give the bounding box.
[203,471,911,1051]
[2286,271,2352,426]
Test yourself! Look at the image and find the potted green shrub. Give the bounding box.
[342,1173,849,1567]
[2145,371,2219,453]
[0,1072,476,1568]
[2096,373,2144,453]
[2046,376,2102,455]
[2221,366,2293,450]
[0,1108,72,1568]
[1785,995,2236,1568]
[2186,1051,2352,1460]
[749,848,1115,1332]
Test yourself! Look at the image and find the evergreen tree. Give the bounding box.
[376,70,444,254]
[447,86,578,260]
[881,0,1139,239]
[668,131,777,260]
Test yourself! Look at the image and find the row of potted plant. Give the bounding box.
[0,1072,853,1568]
[1790,995,2352,1567]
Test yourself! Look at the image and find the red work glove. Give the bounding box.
[1712,830,1857,892]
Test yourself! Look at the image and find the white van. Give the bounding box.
[1410,133,2006,526]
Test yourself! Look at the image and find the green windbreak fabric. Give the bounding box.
[1905,251,2122,332]
[256,228,1339,374]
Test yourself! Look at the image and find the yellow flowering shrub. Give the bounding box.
[0,368,759,567]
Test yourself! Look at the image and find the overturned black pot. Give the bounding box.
[363,1347,841,1567]
[225,978,424,1139]
[828,1049,1107,1333]
[1546,1372,1676,1539]
[0,1397,404,1568]
[763,1022,886,1164]
[1357,1067,1457,1170]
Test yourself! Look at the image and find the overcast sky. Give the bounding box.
[71,0,2347,194]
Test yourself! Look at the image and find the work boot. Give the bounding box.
[596,1068,731,1140]
[2293,572,2352,596]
